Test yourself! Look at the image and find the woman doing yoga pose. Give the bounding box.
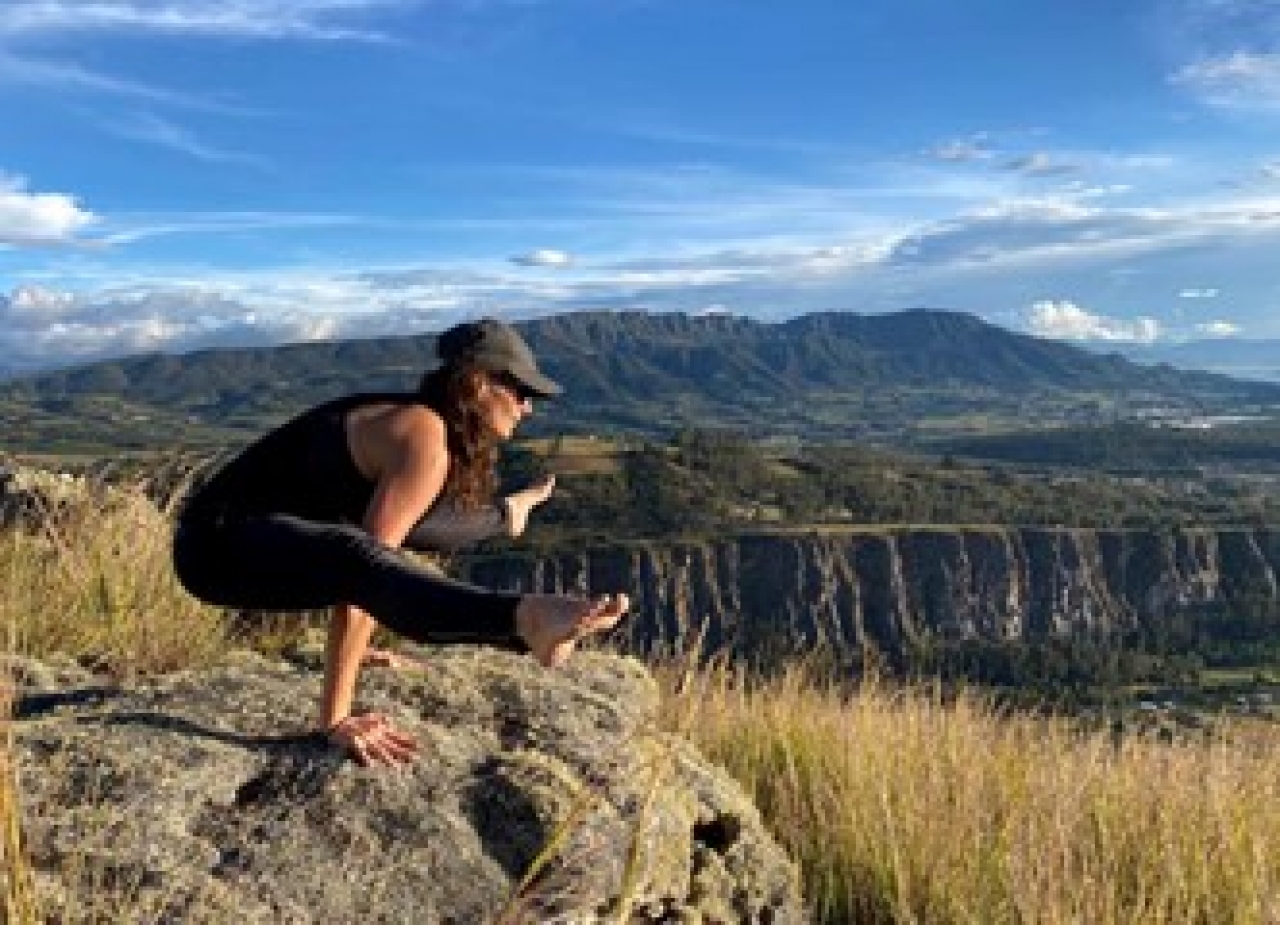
[173,318,629,766]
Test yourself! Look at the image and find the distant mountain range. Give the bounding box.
[2,309,1277,453]
[1104,339,1280,384]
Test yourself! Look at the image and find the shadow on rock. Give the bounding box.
[463,756,553,879]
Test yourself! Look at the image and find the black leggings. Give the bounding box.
[172,513,525,649]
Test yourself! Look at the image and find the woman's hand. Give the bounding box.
[326,712,420,767]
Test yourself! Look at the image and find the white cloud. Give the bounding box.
[0,281,445,371]
[1263,161,1280,179]
[1197,320,1240,336]
[1173,51,1280,110]
[1179,287,1219,298]
[2,285,76,318]
[0,174,99,246]
[510,248,573,268]
[0,1,409,41]
[1027,300,1161,343]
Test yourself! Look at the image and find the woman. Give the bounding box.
[173,318,629,767]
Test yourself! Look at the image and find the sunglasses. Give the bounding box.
[494,372,539,402]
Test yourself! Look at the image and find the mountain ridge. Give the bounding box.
[2,308,1276,451]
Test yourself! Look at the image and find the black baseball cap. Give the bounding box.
[436,318,563,398]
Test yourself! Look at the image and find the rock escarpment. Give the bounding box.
[10,650,802,923]
[463,527,1280,661]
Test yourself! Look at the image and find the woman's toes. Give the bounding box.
[581,593,628,632]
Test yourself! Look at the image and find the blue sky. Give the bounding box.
[2,0,1279,371]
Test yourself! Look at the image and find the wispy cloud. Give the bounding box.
[883,195,1280,270]
[102,112,269,167]
[0,1,414,42]
[0,51,253,112]
[1173,51,1280,110]
[587,115,845,157]
[1003,152,1082,177]
[99,210,367,246]
[0,174,99,246]
[927,137,995,163]
[1165,0,1280,109]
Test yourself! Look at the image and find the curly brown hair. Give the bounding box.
[417,362,498,509]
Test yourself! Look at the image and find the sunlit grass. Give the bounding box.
[662,665,1280,925]
[0,480,228,678]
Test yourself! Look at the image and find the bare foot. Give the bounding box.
[515,592,630,668]
[505,475,556,537]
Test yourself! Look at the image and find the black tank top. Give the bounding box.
[181,392,414,526]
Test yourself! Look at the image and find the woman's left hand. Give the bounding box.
[327,712,420,767]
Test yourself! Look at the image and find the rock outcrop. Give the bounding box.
[462,527,1280,662]
[10,649,802,923]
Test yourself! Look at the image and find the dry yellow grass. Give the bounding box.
[0,480,228,677]
[662,666,1280,924]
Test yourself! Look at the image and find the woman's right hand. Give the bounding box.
[326,712,420,767]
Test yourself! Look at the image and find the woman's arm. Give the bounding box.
[318,604,378,728]
[319,406,450,764]
[402,473,557,553]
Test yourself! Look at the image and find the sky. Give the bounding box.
[2,0,1280,373]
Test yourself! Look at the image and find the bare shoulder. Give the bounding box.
[385,402,446,446]
[348,401,447,480]
[381,405,448,477]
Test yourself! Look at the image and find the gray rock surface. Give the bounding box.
[9,648,803,924]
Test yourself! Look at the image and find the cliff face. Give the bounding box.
[463,528,1280,660]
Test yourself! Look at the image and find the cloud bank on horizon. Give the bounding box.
[1,0,1279,372]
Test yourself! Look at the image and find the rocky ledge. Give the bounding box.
[8,649,802,923]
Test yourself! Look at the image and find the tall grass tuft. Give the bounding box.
[1,480,229,677]
[664,665,1280,925]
